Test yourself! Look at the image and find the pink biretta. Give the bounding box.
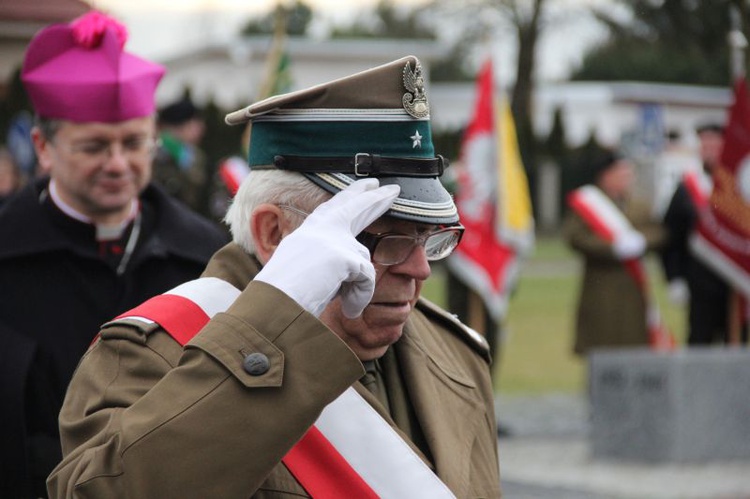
[21,10,165,123]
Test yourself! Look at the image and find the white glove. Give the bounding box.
[255,179,400,318]
[667,279,690,305]
[612,230,646,260]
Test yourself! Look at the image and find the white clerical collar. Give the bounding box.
[48,180,139,240]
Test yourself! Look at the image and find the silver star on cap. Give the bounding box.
[410,130,422,149]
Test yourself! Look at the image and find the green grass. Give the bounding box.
[422,235,688,395]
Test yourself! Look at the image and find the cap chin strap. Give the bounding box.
[262,153,448,178]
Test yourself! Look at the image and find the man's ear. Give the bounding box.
[31,127,53,174]
[251,204,289,264]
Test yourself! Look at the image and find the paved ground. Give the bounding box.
[495,393,750,499]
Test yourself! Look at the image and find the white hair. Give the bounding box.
[224,169,330,254]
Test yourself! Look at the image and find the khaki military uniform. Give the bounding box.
[48,243,501,498]
[563,196,666,355]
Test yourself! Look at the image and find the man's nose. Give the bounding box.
[104,143,129,171]
[390,243,431,280]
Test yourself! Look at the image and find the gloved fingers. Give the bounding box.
[345,183,400,234]
[339,261,377,319]
[308,179,400,235]
[312,179,381,216]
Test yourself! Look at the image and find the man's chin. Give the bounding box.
[353,328,404,361]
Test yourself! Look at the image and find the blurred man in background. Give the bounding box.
[152,95,210,216]
[661,123,731,344]
[0,12,227,497]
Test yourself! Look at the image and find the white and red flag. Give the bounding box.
[446,58,534,321]
[218,156,251,196]
[690,78,750,298]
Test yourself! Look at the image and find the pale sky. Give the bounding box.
[90,0,613,84]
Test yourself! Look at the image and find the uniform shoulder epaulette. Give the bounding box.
[96,313,163,345]
[416,297,491,363]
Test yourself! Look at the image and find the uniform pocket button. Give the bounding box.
[242,352,270,376]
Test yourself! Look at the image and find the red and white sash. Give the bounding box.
[568,186,676,351]
[117,277,456,498]
[683,170,711,211]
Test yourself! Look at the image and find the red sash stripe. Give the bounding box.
[283,427,380,499]
[683,171,709,211]
[116,294,210,346]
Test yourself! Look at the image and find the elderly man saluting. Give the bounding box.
[48,55,502,498]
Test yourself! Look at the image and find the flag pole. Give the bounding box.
[729,5,747,83]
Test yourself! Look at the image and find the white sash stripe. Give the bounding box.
[316,388,456,499]
[163,277,241,318]
[576,185,634,238]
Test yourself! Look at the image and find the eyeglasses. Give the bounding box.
[59,135,157,163]
[279,204,464,266]
[356,227,464,265]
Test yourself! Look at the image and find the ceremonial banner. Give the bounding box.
[690,78,750,297]
[446,58,534,321]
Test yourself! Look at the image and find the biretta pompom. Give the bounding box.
[21,10,165,123]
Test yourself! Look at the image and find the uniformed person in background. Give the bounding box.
[564,151,666,355]
[660,123,732,344]
[0,12,228,497]
[48,56,502,498]
[152,95,210,216]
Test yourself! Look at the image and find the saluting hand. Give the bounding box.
[255,179,400,318]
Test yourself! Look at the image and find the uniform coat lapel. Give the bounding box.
[350,309,478,497]
[398,312,483,497]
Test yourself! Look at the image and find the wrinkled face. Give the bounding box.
[35,116,156,223]
[320,217,433,361]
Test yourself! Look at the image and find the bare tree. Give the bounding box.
[502,0,545,169]
[432,0,547,170]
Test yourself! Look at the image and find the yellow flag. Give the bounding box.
[497,93,534,253]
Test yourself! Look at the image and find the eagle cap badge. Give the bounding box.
[402,60,430,119]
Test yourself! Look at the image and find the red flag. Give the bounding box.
[690,78,750,297]
[446,59,533,321]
